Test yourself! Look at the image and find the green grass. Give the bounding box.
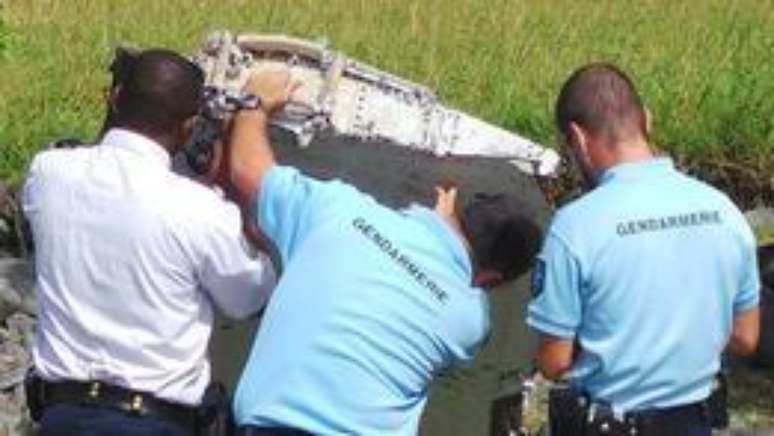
[1,0,773,184]
[756,225,774,246]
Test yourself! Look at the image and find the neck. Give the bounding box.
[150,134,177,155]
[613,137,653,163]
[595,136,653,172]
[113,124,176,156]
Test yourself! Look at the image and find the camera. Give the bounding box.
[182,87,261,175]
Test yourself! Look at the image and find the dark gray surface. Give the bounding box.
[757,245,774,367]
[209,133,552,436]
[272,132,551,222]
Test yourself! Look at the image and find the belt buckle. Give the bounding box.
[88,381,101,399]
[588,402,638,435]
[587,402,616,424]
[128,393,145,415]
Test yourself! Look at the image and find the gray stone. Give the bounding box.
[0,311,34,436]
[0,341,28,391]
[756,245,774,367]
[746,207,774,230]
[0,260,35,320]
[0,254,35,436]
[0,382,34,436]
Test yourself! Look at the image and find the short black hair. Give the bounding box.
[461,193,543,283]
[112,48,204,135]
[555,63,647,139]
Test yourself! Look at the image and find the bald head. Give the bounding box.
[556,63,647,141]
[111,49,204,137]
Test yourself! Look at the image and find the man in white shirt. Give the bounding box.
[21,49,276,436]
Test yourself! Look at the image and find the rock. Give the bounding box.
[0,260,35,320]
[0,311,34,436]
[758,244,774,288]
[0,383,33,436]
[0,256,36,436]
[0,290,20,324]
[756,244,774,367]
[0,328,29,389]
[5,314,35,351]
[745,207,774,230]
[758,293,774,367]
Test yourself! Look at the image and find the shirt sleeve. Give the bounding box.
[256,165,350,263]
[196,200,277,320]
[733,226,760,313]
[526,230,584,339]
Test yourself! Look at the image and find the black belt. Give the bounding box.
[629,401,710,431]
[38,378,198,430]
[584,400,710,435]
[237,426,311,436]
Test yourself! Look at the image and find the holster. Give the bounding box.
[23,369,44,422]
[548,386,641,436]
[489,389,524,436]
[706,372,728,429]
[548,384,589,436]
[584,404,636,436]
[549,375,725,436]
[196,382,235,436]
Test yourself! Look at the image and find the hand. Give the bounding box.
[434,185,458,220]
[243,66,301,114]
[197,138,225,187]
[434,185,472,255]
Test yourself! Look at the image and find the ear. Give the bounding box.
[643,106,653,138]
[567,121,589,159]
[474,269,505,289]
[107,84,122,113]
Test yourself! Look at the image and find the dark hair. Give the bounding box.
[112,48,204,135]
[555,63,647,139]
[461,193,543,283]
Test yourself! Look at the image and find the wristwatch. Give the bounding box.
[234,93,261,112]
[201,86,261,115]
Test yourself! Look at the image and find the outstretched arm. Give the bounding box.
[728,307,760,357]
[228,109,273,207]
[228,67,300,209]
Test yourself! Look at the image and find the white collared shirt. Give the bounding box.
[21,128,276,406]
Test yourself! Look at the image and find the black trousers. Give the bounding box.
[39,403,193,436]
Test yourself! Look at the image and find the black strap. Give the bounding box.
[630,401,711,432]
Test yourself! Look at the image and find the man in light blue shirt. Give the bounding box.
[527,63,760,436]
[223,69,542,435]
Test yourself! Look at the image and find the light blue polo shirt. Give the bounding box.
[527,157,760,412]
[233,166,490,435]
